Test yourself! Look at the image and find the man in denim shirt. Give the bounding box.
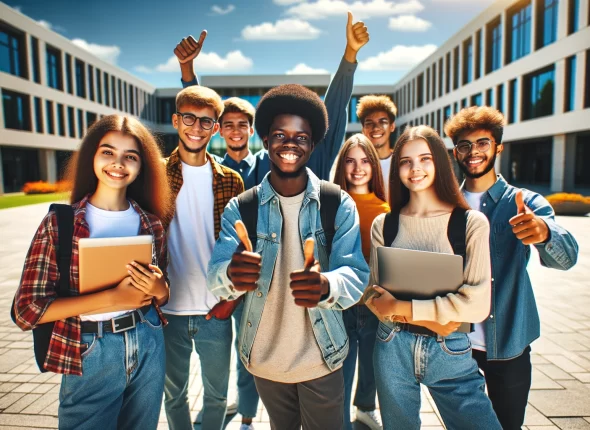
[445,106,579,430]
[207,84,369,430]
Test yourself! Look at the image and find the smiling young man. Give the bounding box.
[162,85,244,430]
[207,84,369,430]
[357,95,398,199]
[445,106,579,430]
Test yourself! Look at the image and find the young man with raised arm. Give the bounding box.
[446,106,579,430]
[162,85,244,430]
[207,84,369,430]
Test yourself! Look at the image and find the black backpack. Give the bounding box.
[10,204,74,372]
[238,180,341,257]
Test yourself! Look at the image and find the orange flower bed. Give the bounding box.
[22,180,72,195]
[546,193,590,205]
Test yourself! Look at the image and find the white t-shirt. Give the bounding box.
[162,161,217,315]
[463,189,487,351]
[380,154,392,201]
[82,201,141,322]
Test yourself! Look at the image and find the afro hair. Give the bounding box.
[254,84,328,143]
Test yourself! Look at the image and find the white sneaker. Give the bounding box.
[239,424,254,430]
[355,409,383,430]
[194,402,238,424]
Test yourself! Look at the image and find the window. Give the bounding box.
[86,111,97,128]
[111,76,117,109]
[438,58,443,97]
[586,50,590,109]
[104,72,110,107]
[461,98,468,108]
[487,18,502,73]
[510,139,552,184]
[123,82,128,112]
[453,46,460,90]
[34,97,43,133]
[509,79,518,123]
[88,65,95,102]
[445,52,451,94]
[443,105,452,136]
[574,134,590,186]
[416,74,424,108]
[31,37,40,83]
[129,84,135,115]
[475,30,483,80]
[65,54,73,94]
[568,0,580,34]
[2,89,31,131]
[96,68,102,104]
[77,109,84,138]
[508,1,532,63]
[486,88,494,106]
[349,96,359,122]
[471,93,483,106]
[453,102,458,114]
[523,66,555,120]
[565,55,576,112]
[57,103,65,136]
[75,59,86,98]
[497,84,505,115]
[46,100,54,134]
[67,106,75,138]
[537,0,558,49]
[118,79,123,111]
[158,97,175,123]
[463,38,473,85]
[0,23,26,78]
[46,46,62,90]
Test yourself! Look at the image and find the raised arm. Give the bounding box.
[174,30,207,87]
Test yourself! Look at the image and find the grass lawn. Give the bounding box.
[0,193,69,210]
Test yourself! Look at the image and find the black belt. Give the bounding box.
[399,323,437,337]
[81,305,152,334]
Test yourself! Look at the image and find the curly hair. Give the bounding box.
[356,95,398,124]
[176,86,224,120]
[220,97,255,126]
[255,84,328,143]
[444,106,506,145]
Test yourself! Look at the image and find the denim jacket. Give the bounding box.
[468,175,578,360]
[207,169,370,370]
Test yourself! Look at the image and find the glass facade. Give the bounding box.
[57,103,65,136]
[539,0,558,48]
[523,66,555,120]
[75,59,85,98]
[104,72,110,107]
[77,108,84,138]
[568,0,580,34]
[31,37,40,83]
[453,47,460,90]
[1,147,40,193]
[349,96,359,123]
[565,56,576,112]
[65,54,73,94]
[34,97,43,133]
[2,89,30,131]
[471,93,483,106]
[46,100,54,134]
[510,139,552,184]
[463,38,473,85]
[96,68,102,104]
[575,134,590,186]
[509,2,532,63]
[486,88,494,107]
[509,79,518,123]
[46,47,62,90]
[490,20,502,72]
[0,25,25,78]
[88,65,95,102]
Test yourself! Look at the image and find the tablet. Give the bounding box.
[78,235,153,294]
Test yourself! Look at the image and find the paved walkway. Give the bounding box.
[0,201,588,429]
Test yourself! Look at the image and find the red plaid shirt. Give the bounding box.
[13,195,168,375]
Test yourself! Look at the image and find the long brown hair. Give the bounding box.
[333,133,386,202]
[389,125,469,213]
[65,115,171,222]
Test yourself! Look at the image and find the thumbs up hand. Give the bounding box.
[509,190,549,246]
[227,220,261,292]
[345,11,369,63]
[290,238,330,308]
[174,31,207,64]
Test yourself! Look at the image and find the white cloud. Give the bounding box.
[37,19,52,29]
[211,4,235,15]
[242,19,321,40]
[286,0,424,20]
[274,0,306,4]
[71,39,121,65]
[286,63,329,74]
[13,5,23,12]
[359,44,437,70]
[147,50,253,73]
[388,15,432,31]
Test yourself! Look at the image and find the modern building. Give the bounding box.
[389,0,590,194]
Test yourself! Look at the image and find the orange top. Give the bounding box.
[349,192,390,262]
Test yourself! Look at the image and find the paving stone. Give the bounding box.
[532,354,550,364]
[529,380,590,417]
[524,404,554,426]
[550,418,590,429]
[12,383,41,393]
[0,382,20,393]
[31,384,54,394]
[4,393,41,413]
[572,373,590,383]
[9,374,36,383]
[22,393,59,414]
[544,355,587,374]
[536,364,575,380]
[0,413,58,428]
[0,392,26,409]
[531,367,565,390]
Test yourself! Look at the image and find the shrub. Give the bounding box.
[22,180,71,195]
[546,193,590,205]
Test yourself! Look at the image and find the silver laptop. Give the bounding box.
[377,247,471,333]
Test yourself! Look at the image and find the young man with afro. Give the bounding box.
[207,84,369,430]
[446,106,579,430]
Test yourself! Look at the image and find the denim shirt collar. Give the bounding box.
[259,168,321,206]
[223,150,255,168]
[461,174,508,204]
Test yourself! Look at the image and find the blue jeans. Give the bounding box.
[342,305,378,430]
[233,301,260,418]
[163,314,232,430]
[374,324,502,430]
[58,306,165,430]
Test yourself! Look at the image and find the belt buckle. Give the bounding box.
[111,313,136,333]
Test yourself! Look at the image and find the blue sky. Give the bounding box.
[6,0,495,86]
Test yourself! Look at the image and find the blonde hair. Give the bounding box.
[175,86,224,120]
[356,95,398,124]
[220,97,255,125]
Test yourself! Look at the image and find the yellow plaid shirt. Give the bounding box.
[164,148,244,237]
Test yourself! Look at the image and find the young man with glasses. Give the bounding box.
[356,95,397,199]
[445,106,579,430]
[162,85,244,430]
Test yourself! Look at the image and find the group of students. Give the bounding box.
[12,14,580,430]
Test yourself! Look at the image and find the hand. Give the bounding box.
[366,285,397,318]
[227,220,261,292]
[290,239,329,308]
[126,261,168,301]
[345,11,369,58]
[113,276,153,309]
[509,190,549,245]
[418,320,461,337]
[174,31,207,64]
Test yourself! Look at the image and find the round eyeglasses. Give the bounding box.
[175,112,216,130]
[455,138,493,154]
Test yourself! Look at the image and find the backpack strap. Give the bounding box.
[382,210,400,247]
[447,207,467,261]
[49,204,74,296]
[319,181,341,256]
[237,188,259,251]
